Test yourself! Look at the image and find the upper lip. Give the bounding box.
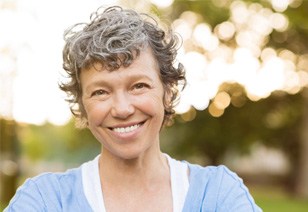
[108,120,145,129]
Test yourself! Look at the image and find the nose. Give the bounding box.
[111,92,135,119]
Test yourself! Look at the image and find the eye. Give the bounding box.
[91,89,108,97]
[133,83,149,90]
[131,82,151,95]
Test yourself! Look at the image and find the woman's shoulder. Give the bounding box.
[29,166,82,188]
[183,162,262,211]
[170,157,239,185]
[186,162,251,195]
[4,166,90,211]
[187,163,240,181]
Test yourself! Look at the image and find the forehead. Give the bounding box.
[84,46,159,72]
[80,48,161,86]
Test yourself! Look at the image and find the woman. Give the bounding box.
[5,6,262,212]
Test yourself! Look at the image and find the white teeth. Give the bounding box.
[113,124,140,133]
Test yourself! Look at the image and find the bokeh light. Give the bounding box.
[174,0,307,119]
[0,0,307,125]
[150,0,173,8]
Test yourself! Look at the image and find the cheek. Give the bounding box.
[85,102,109,126]
[138,94,165,118]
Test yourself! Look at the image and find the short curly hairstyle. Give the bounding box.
[60,6,186,128]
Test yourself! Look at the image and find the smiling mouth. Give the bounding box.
[111,122,144,133]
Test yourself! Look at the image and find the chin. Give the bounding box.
[117,152,144,161]
[111,147,151,162]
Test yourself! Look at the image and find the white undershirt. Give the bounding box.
[81,154,189,212]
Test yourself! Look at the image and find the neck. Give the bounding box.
[99,147,169,187]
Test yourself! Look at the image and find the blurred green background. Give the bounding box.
[1,0,308,211]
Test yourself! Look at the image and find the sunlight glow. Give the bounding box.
[193,23,219,51]
[173,19,193,42]
[215,21,236,41]
[1,0,306,124]
[0,0,119,125]
[230,1,250,25]
[175,0,305,116]
[270,0,292,12]
[208,102,224,117]
[180,108,196,122]
[213,92,231,110]
[270,13,289,31]
[150,0,173,8]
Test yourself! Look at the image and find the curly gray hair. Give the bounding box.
[60,6,186,128]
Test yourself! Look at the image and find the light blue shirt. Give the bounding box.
[5,162,262,211]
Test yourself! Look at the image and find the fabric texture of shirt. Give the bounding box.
[5,157,262,212]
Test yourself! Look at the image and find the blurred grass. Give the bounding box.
[251,185,308,212]
[1,203,5,211]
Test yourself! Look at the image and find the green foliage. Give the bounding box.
[272,1,308,53]
[163,2,308,193]
[172,0,230,25]
[162,88,303,165]
[19,119,100,165]
[0,202,7,211]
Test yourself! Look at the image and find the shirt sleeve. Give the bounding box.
[214,166,262,212]
[4,167,92,212]
[4,179,47,212]
[183,164,262,212]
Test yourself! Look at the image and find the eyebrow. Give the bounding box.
[126,73,155,83]
[83,73,155,92]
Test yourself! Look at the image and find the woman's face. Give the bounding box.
[80,48,165,160]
